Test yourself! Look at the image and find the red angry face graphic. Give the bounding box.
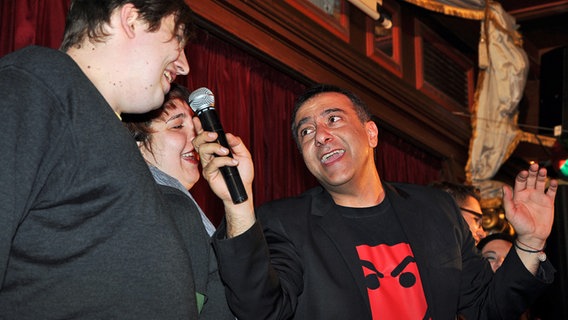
[357,243,429,319]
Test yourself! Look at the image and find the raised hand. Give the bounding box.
[502,163,558,271]
[503,163,557,244]
[192,116,256,237]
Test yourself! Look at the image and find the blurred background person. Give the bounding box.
[477,233,514,272]
[123,83,233,319]
[430,181,487,245]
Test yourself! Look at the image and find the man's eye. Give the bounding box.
[329,115,341,123]
[300,127,314,137]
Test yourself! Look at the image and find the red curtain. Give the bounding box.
[181,29,317,224]
[1,2,442,226]
[0,0,70,56]
[376,128,442,185]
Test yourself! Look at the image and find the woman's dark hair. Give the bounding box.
[476,232,515,251]
[290,84,371,147]
[122,83,190,154]
[60,0,194,51]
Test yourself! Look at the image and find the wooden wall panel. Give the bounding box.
[188,0,474,178]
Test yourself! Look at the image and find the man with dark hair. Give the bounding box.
[0,1,197,318]
[194,83,558,319]
[430,181,487,245]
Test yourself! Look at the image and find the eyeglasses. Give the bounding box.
[460,207,483,229]
[459,207,483,218]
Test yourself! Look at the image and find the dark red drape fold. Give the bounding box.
[1,0,70,57]
[376,128,442,185]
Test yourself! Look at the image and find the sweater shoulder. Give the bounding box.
[0,46,86,90]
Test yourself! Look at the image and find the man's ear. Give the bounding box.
[366,120,379,148]
[119,3,140,39]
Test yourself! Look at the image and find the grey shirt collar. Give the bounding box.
[148,165,216,236]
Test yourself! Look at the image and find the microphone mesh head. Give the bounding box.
[188,87,215,112]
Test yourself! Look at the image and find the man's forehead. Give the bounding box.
[297,94,352,117]
[305,91,349,104]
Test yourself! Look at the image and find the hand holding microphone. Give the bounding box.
[188,87,248,204]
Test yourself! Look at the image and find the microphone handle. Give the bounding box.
[199,110,248,204]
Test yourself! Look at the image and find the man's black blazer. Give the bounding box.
[213,182,554,319]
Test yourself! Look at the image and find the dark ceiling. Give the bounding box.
[417,1,568,65]
[502,0,568,54]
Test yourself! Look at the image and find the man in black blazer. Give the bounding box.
[193,84,557,319]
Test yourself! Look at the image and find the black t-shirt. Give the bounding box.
[338,199,431,320]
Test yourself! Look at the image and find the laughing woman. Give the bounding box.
[123,83,233,320]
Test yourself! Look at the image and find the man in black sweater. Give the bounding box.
[0,1,197,318]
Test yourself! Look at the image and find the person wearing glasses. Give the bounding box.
[430,181,487,245]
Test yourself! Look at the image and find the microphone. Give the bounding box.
[188,87,248,204]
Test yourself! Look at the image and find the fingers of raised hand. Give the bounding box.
[525,162,540,188]
[535,167,549,191]
[515,163,541,190]
[546,179,559,199]
[514,169,530,191]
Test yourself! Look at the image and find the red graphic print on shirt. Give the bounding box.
[356,243,429,320]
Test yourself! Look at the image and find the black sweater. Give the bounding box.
[0,46,197,319]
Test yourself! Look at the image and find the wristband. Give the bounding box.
[514,240,547,262]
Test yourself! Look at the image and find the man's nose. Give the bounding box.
[175,49,190,75]
[314,127,332,146]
